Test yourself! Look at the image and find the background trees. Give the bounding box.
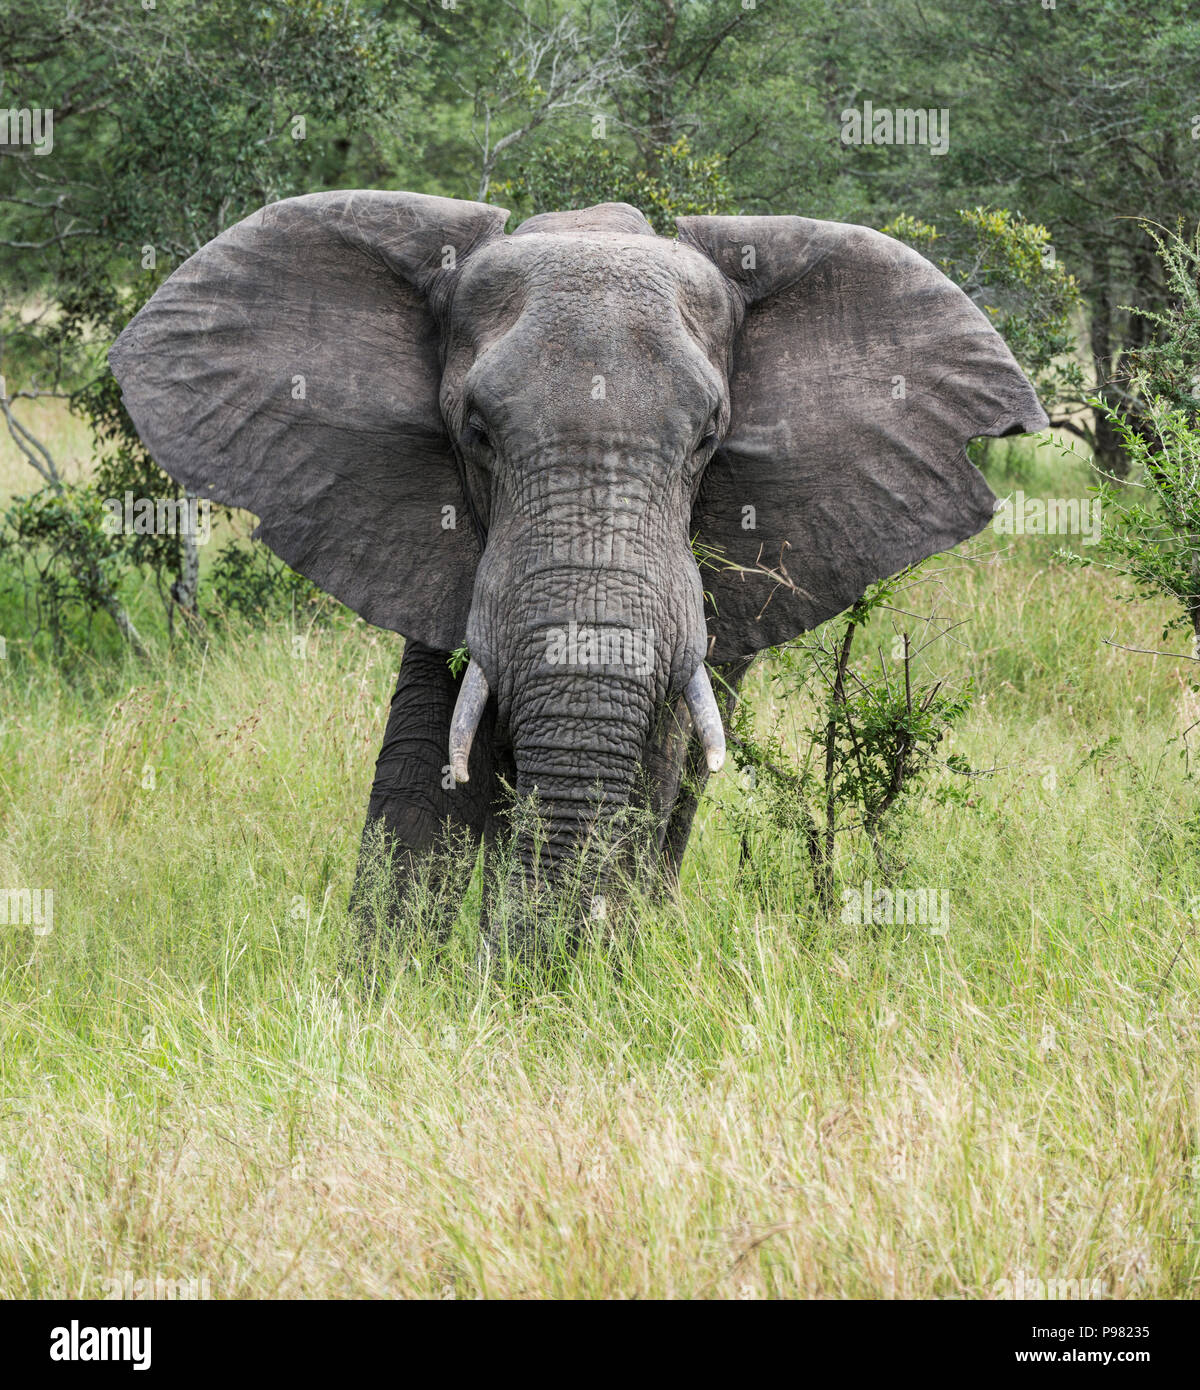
[833,0,1200,473]
[2,0,1198,653]
[1,0,423,636]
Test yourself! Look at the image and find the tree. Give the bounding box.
[727,569,974,913]
[831,0,1200,475]
[386,1,640,202]
[451,0,639,202]
[0,0,422,644]
[600,0,843,209]
[1081,224,1200,661]
[491,134,732,232]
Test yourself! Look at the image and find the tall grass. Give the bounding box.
[0,432,1197,1297]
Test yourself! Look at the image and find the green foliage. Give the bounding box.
[1,0,423,275]
[1086,400,1200,649]
[1123,222,1200,418]
[208,540,324,625]
[729,570,975,910]
[0,484,131,655]
[447,644,470,678]
[883,207,1083,412]
[842,0,1200,470]
[1080,225,1200,655]
[492,135,733,233]
[74,371,191,613]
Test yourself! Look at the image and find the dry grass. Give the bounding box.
[0,395,95,495]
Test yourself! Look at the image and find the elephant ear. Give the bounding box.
[109,190,509,646]
[676,214,1049,661]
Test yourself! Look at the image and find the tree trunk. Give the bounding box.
[642,0,678,176]
[170,489,204,632]
[1089,255,1129,480]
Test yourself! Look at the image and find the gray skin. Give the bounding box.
[108,193,1048,955]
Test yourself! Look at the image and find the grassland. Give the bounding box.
[0,414,1197,1298]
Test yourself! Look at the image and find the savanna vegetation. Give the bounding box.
[1,0,1198,1299]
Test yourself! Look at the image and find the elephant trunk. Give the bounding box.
[509,673,655,878]
[496,595,715,944]
[463,445,714,947]
[449,657,722,787]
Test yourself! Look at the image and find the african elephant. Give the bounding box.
[108,193,1047,956]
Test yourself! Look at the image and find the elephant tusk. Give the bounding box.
[683,663,725,773]
[449,659,490,783]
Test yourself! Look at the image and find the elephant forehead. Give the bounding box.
[455,234,734,334]
[448,240,739,415]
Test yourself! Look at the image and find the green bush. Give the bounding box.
[208,539,328,625]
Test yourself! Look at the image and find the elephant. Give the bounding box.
[108,192,1047,957]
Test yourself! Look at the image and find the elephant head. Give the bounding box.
[109,192,1046,929]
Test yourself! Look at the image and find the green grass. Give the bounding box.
[0,430,1198,1297]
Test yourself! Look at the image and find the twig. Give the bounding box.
[1103,634,1199,663]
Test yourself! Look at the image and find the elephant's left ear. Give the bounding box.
[676,214,1049,661]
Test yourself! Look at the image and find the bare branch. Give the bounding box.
[1103,634,1199,663]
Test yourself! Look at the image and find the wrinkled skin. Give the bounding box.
[108,195,1048,959]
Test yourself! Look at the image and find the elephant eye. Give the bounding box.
[699,410,722,449]
[464,411,493,455]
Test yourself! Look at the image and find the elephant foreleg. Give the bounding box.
[350,639,499,953]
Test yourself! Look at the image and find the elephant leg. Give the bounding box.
[350,639,499,953]
[656,656,756,889]
[474,741,520,954]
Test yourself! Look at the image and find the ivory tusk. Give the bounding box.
[683,663,725,773]
[448,658,490,783]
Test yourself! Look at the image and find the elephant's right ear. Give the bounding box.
[108,190,509,646]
